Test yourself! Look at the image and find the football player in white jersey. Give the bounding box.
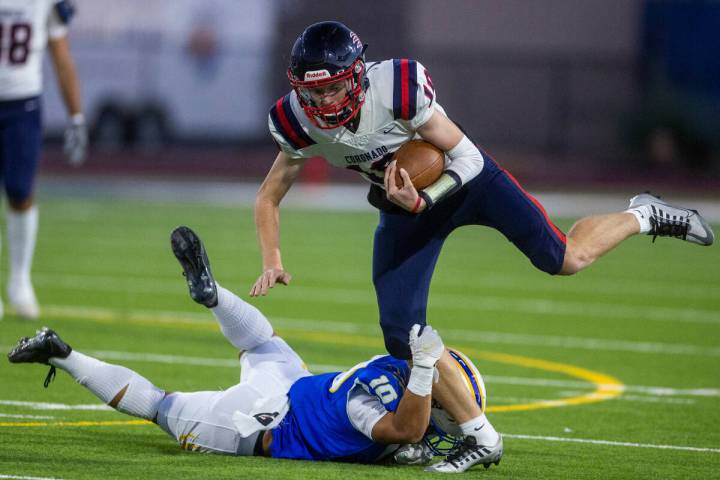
[252,21,715,472]
[0,0,86,320]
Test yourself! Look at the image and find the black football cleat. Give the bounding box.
[8,327,72,365]
[8,327,72,388]
[170,226,218,308]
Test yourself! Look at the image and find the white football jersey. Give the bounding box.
[0,0,70,100]
[269,59,446,187]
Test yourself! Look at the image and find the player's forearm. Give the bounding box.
[391,390,431,443]
[372,391,430,444]
[372,364,434,444]
[254,196,283,269]
[48,38,82,116]
[56,66,82,117]
[418,136,484,209]
[253,153,303,270]
[390,324,443,442]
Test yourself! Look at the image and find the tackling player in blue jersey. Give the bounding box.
[8,226,503,472]
[251,21,715,472]
[0,0,87,320]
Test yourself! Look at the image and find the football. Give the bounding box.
[392,140,445,190]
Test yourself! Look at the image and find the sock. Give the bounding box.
[50,351,164,419]
[460,413,500,445]
[625,205,651,234]
[6,206,38,288]
[211,284,273,351]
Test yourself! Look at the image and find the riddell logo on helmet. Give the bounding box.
[350,31,362,48]
[305,70,331,80]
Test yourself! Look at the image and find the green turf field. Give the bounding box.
[0,197,718,479]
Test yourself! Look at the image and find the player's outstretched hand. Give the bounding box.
[64,113,88,166]
[250,268,292,297]
[408,324,444,368]
[384,161,427,213]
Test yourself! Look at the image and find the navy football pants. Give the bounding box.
[0,97,42,203]
[373,158,567,359]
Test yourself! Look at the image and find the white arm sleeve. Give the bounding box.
[347,385,389,440]
[419,135,484,208]
[445,135,484,185]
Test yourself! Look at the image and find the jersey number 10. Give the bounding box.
[0,22,32,65]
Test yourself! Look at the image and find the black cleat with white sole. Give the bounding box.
[7,327,72,388]
[171,226,218,308]
[628,192,715,246]
[425,434,503,473]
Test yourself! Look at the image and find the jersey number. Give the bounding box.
[0,22,32,65]
[346,153,394,185]
[368,375,398,405]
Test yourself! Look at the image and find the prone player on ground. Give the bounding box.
[0,0,87,320]
[8,226,502,471]
[251,21,715,473]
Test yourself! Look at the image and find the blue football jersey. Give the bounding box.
[270,355,409,462]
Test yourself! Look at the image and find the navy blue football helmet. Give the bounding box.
[287,21,367,129]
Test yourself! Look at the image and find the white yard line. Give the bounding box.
[0,476,63,480]
[2,347,716,399]
[16,251,720,305]
[267,288,720,325]
[20,267,720,303]
[89,350,240,368]
[503,434,720,453]
[494,394,695,405]
[483,375,720,397]
[1,402,717,454]
[24,275,720,325]
[30,303,720,357]
[0,413,56,419]
[0,401,112,411]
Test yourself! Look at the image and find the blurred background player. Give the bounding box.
[0,0,87,320]
[8,225,503,472]
[251,20,715,472]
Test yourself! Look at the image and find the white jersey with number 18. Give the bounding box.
[0,0,71,100]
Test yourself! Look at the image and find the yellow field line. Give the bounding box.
[2,306,624,428]
[283,330,625,412]
[473,351,624,412]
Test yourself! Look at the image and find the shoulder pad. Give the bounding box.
[356,365,404,412]
[392,59,419,120]
[269,93,316,150]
